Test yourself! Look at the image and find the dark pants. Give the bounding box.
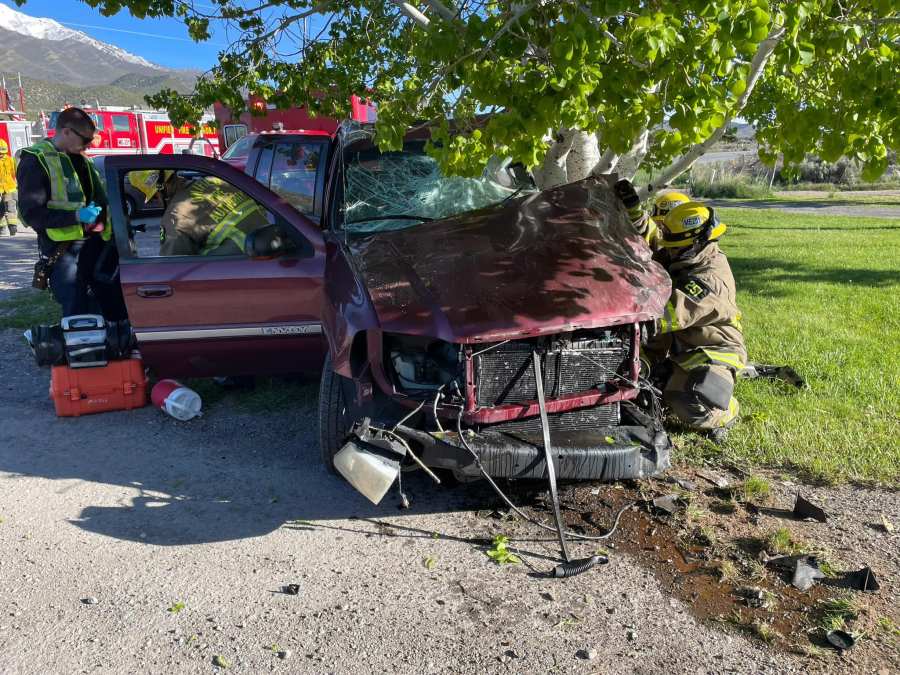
[48,239,128,320]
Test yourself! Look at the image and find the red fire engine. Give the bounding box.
[45,106,221,158]
[213,94,376,149]
[0,113,33,158]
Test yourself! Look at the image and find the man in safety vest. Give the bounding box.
[614,180,746,442]
[137,171,268,257]
[0,139,19,236]
[16,107,110,316]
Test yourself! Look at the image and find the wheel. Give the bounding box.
[318,353,356,474]
[124,195,136,218]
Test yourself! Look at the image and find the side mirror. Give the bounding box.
[245,223,296,258]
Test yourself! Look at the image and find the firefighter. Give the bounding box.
[148,172,268,256]
[0,139,19,236]
[617,181,690,247]
[16,107,112,316]
[644,201,747,442]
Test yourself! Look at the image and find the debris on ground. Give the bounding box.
[649,494,685,516]
[212,654,230,668]
[880,514,894,533]
[697,469,730,488]
[826,629,856,651]
[845,566,880,591]
[790,556,826,591]
[793,494,828,523]
[81,596,99,605]
[283,584,301,595]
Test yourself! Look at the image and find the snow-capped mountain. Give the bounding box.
[0,3,195,89]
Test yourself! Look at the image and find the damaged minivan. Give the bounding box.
[103,123,672,504]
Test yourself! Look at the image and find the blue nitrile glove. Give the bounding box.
[77,202,102,224]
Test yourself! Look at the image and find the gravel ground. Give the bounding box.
[1,211,897,674]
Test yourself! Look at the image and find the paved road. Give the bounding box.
[0,228,38,300]
[710,195,900,220]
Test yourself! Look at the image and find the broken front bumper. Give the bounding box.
[396,423,671,481]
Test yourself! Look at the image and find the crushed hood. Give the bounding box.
[349,176,671,343]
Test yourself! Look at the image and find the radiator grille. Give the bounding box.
[474,330,630,408]
[481,403,620,435]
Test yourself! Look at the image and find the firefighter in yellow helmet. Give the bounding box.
[614,179,690,247]
[0,139,19,236]
[643,201,747,441]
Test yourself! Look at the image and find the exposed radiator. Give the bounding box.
[474,329,631,408]
[480,403,621,435]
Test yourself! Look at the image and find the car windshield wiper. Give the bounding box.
[346,214,434,225]
[496,186,528,206]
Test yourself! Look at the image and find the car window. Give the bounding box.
[123,169,273,259]
[254,145,275,186]
[111,114,131,132]
[89,113,104,130]
[223,125,248,149]
[222,133,254,160]
[269,142,322,215]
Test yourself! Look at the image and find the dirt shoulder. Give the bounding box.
[1,329,898,674]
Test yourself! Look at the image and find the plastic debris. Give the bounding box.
[672,477,697,492]
[826,629,855,651]
[793,494,828,522]
[845,566,880,592]
[697,470,729,488]
[283,584,301,595]
[881,514,894,533]
[792,556,826,591]
[650,494,684,515]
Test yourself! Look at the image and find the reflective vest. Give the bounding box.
[199,196,261,255]
[21,140,110,242]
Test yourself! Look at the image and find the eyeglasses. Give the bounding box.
[64,127,94,146]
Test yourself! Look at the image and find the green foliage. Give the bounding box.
[485,535,521,565]
[818,596,859,632]
[767,527,804,555]
[43,0,898,183]
[167,601,186,614]
[690,175,773,199]
[739,475,771,503]
[0,289,60,329]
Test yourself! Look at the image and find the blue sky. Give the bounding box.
[4,0,230,71]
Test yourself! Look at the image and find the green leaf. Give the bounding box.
[167,601,185,614]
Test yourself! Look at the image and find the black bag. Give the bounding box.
[32,242,72,291]
[29,324,66,367]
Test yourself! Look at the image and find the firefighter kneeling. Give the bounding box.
[642,201,747,443]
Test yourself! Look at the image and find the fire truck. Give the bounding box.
[213,94,376,149]
[45,106,221,158]
[0,112,34,158]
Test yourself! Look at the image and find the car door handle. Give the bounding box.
[136,285,173,298]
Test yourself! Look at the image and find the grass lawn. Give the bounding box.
[0,288,61,330]
[678,207,900,485]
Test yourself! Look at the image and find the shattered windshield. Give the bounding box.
[341,140,534,234]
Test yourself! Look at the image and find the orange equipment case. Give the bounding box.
[49,358,149,417]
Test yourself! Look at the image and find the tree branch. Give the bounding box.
[638,25,787,200]
[423,0,457,22]
[592,144,620,175]
[392,1,431,27]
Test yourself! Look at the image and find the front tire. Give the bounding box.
[318,353,355,474]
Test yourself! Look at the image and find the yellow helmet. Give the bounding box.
[660,202,727,248]
[651,190,690,221]
[0,139,8,155]
[130,169,174,202]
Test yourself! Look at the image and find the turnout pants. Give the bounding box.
[0,191,18,234]
[663,364,739,430]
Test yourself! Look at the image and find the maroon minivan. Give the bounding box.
[104,123,672,488]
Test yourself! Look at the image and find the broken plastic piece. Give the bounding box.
[793,494,828,523]
[697,470,729,488]
[735,586,766,608]
[649,494,684,516]
[845,566,879,591]
[283,584,300,595]
[672,477,697,492]
[791,556,825,591]
[826,630,855,651]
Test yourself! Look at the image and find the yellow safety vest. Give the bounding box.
[199,196,261,255]
[21,140,110,242]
